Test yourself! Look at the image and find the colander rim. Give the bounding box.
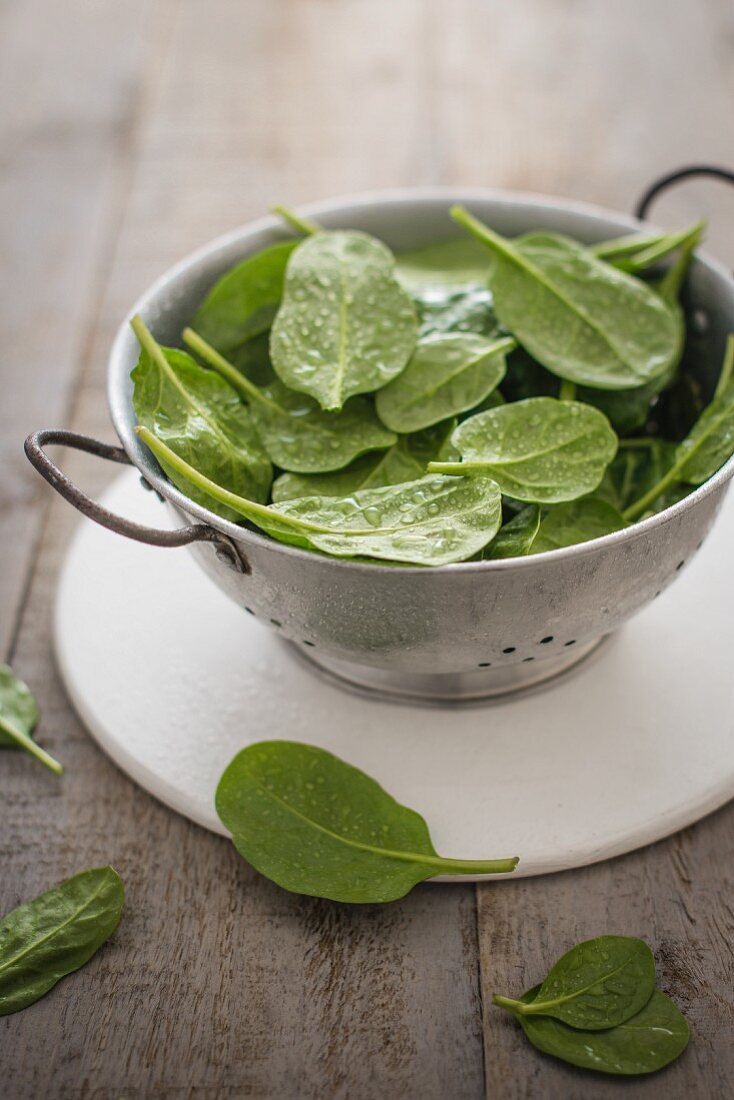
[108,186,734,576]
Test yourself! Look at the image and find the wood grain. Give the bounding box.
[1,1,733,1097]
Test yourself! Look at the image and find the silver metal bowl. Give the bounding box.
[26,188,734,703]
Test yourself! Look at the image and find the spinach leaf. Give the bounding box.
[192,240,298,353]
[451,206,681,390]
[271,421,456,502]
[428,398,618,504]
[229,331,275,387]
[411,285,500,341]
[593,221,704,274]
[0,867,124,1016]
[137,428,503,565]
[483,505,541,559]
[395,237,493,293]
[0,664,62,775]
[376,334,512,432]
[216,741,518,902]
[530,498,627,553]
[184,327,396,474]
[512,985,689,1076]
[131,318,272,520]
[270,231,418,411]
[625,337,734,519]
[493,935,656,1030]
[602,441,678,512]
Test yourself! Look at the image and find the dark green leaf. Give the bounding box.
[530,498,627,553]
[0,665,62,775]
[0,867,124,1015]
[131,319,272,520]
[483,505,541,559]
[411,285,500,340]
[216,741,518,903]
[494,936,656,1029]
[452,207,681,390]
[514,985,689,1076]
[192,240,298,352]
[376,334,512,432]
[270,231,417,410]
[137,428,504,566]
[429,398,618,504]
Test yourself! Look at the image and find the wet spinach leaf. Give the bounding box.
[483,505,541,559]
[271,230,417,411]
[376,334,512,432]
[493,935,656,1030]
[138,428,504,566]
[0,867,124,1016]
[0,665,62,775]
[395,237,493,292]
[183,327,396,474]
[428,398,618,503]
[451,206,681,390]
[131,318,272,519]
[512,985,689,1076]
[192,240,298,353]
[411,285,500,340]
[216,741,518,903]
[530,498,627,553]
[272,421,456,502]
[593,221,704,274]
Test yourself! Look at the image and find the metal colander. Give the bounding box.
[26,176,734,703]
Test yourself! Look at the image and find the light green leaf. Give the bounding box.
[270,231,417,411]
[216,741,518,903]
[530,498,627,553]
[395,237,493,292]
[0,665,62,775]
[411,284,500,341]
[376,334,512,432]
[452,207,681,390]
[429,398,618,504]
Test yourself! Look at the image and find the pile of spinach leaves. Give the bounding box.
[131,205,734,565]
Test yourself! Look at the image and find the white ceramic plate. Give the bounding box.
[55,471,734,880]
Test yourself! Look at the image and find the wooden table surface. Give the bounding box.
[2,2,734,1096]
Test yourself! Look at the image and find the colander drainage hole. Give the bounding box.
[244,607,256,616]
[478,662,492,668]
[523,657,535,663]
[502,646,516,654]
[676,560,685,571]
[564,639,577,647]
[539,635,554,644]
[270,618,283,627]
[302,640,316,647]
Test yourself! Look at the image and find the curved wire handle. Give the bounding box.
[24,429,249,573]
[635,164,734,221]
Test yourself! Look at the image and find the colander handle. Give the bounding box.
[24,429,249,574]
[634,165,734,221]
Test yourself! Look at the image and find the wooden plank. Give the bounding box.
[0,0,152,658]
[2,2,485,1097]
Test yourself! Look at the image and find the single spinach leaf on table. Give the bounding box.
[0,664,62,775]
[192,240,298,352]
[137,428,504,565]
[0,867,124,1016]
[451,206,681,390]
[483,505,541,559]
[530,498,627,553]
[183,327,396,474]
[131,318,273,519]
[216,741,518,903]
[271,420,456,502]
[270,230,418,411]
[428,398,618,504]
[376,334,513,432]
[511,985,689,1076]
[493,935,656,1029]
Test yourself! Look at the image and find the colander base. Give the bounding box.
[288,637,607,706]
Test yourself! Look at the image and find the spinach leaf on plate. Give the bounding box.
[0,867,124,1016]
[451,206,681,390]
[215,741,518,903]
[512,985,689,1076]
[428,398,618,504]
[0,664,62,775]
[493,935,656,1029]
[131,318,272,519]
[138,428,504,566]
[270,230,418,411]
[376,334,512,432]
